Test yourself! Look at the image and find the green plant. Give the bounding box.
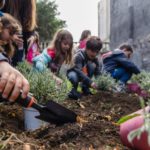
[94,73,118,91]
[130,71,150,91]
[16,61,33,77]
[16,61,69,103]
[128,98,150,146]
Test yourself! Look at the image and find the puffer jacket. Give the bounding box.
[101,49,140,74]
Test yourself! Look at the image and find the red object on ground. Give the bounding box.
[127,83,149,98]
[120,107,150,150]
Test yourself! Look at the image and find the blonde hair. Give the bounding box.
[0,13,21,58]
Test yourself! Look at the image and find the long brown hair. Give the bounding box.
[0,13,21,57]
[2,0,37,31]
[79,30,91,41]
[49,29,73,64]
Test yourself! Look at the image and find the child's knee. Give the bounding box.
[67,71,78,82]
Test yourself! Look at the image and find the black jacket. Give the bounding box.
[68,50,101,86]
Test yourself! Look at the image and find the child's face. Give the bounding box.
[86,49,99,60]
[0,28,11,41]
[61,40,71,54]
[124,49,132,58]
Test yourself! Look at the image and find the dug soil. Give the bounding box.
[0,91,141,150]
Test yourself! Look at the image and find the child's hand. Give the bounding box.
[27,35,36,50]
[55,78,63,85]
[51,73,63,85]
[91,82,97,89]
[0,61,30,102]
[12,34,23,48]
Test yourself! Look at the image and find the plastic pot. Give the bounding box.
[120,106,150,149]
[23,107,47,131]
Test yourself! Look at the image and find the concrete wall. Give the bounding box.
[98,0,110,42]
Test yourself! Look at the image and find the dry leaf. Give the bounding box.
[104,115,112,121]
[23,144,31,150]
[89,144,95,150]
[77,102,86,109]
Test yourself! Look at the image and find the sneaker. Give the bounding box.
[113,83,126,93]
[68,88,82,100]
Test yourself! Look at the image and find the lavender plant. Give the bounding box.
[94,73,118,91]
[130,71,150,91]
[16,61,69,103]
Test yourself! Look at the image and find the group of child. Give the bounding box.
[32,29,140,100]
[0,2,140,102]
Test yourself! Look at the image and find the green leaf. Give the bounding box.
[117,114,140,125]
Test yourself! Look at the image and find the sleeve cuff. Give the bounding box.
[0,53,8,62]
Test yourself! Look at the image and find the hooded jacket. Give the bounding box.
[101,49,140,74]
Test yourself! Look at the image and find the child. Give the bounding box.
[33,29,73,83]
[101,44,140,91]
[78,30,91,49]
[26,31,40,63]
[67,36,102,100]
[1,0,37,66]
[0,12,21,60]
[0,12,29,102]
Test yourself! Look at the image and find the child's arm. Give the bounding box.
[116,55,140,74]
[51,73,63,85]
[32,48,51,72]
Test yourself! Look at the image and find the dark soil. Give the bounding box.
[0,91,141,150]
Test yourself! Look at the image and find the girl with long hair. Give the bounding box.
[1,0,37,65]
[33,29,73,83]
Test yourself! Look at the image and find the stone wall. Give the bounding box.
[109,0,150,70]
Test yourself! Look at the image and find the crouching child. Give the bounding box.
[67,36,103,100]
[101,44,141,92]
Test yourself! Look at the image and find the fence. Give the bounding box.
[40,41,50,50]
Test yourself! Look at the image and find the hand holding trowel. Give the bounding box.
[0,92,82,125]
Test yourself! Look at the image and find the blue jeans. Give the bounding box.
[67,62,95,90]
[111,68,132,84]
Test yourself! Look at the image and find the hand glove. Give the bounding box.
[33,49,51,71]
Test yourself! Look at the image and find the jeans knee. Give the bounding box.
[87,63,95,77]
[67,71,78,83]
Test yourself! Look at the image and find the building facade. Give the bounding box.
[98,0,150,70]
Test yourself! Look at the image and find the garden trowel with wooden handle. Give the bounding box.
[0,93,78,125]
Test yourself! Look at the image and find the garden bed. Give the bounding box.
[0,91,141,150]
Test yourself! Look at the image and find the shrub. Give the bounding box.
[94,73,117,91]
[130,71,150,91]
[16,61,69,104]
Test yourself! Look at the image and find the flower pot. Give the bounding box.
[23,107,47,131]
[120,106,150,150]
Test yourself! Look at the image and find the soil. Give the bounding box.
[0,91,141,150]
